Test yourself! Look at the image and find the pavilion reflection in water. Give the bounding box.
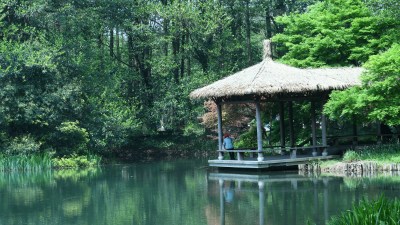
[208,172,333,225]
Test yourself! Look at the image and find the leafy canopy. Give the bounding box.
[324,44,400,126]
[272,0,400,67]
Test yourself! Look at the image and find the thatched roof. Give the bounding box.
[190,57,363,99]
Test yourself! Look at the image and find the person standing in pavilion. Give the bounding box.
[223,133,235,160]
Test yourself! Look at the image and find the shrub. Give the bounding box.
[52,154,101,168]
[5,135,41,156]
[343,150,360,162]
[183,122,204,137]
[235,126,257,148]
[52,121,89,156]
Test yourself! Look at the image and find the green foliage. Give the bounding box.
[0,153,52,172]
[365,0,400,20]
[356,144,400,163]
[328,196,400,225]
[325,44,400,126]
[2,0,398,159]
[342,150,360,162]
[183,122,204,137]
[52,154,101,168]
[235,125,257,148]
[272,0,400,67]
[51,121,89,156]
[5,135,41,156]
[339,145,400,164]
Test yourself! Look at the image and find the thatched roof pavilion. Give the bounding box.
[190,42,363,100]
[190,40,364,167]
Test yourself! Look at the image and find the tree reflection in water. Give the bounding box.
[1,161,400,225]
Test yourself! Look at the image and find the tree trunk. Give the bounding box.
[116,25,120,61]
[172,34,180,83]
[127,33,134,68]
[265,7,272,38]
[109,28,114,57]
[180,33,185,79]
[186,32,191,77]
[245,0,252,65]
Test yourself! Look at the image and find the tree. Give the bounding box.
[272,0,400,67]
[324,44,400,126]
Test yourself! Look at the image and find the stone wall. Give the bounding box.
[299,161,400,176]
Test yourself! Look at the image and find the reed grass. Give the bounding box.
[0,153,101,172]
[341,144,400,163]
[328,196,400,225]
[0,153,52,172]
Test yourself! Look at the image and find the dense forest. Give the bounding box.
[0,0,399,159]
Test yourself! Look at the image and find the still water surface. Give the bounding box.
[1,159,400,225]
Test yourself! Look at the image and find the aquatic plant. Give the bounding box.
[0,153,52,172]
[328,196,400,225]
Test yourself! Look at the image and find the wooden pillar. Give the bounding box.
[311,101,317,156]
[279,102,286,149]
[321,114,328,156]
[352,116,358,147]
[256,101,264,161]
[217,102,223,160]
[288,101,295,147]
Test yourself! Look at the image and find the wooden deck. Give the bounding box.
[208,154,340,169]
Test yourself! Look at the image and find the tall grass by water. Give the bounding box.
[0,153,52,172]
[327,196,400,225]
[0,153,101,172]
[342,144,400,163]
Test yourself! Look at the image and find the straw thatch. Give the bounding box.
[190,57,363,99]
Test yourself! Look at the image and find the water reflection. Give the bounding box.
[1,161,400,225]
[207,171,400,225]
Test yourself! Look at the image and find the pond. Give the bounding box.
[1,159,400,225]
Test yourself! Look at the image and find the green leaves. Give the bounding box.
[325,44,400,126]
[328,196,400,225]
[273,0,400,67]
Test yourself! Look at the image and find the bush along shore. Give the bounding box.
[299,144,400,175]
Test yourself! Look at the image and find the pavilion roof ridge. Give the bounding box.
[190,57,364,100]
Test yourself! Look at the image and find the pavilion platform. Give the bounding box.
[208,154,340,169]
